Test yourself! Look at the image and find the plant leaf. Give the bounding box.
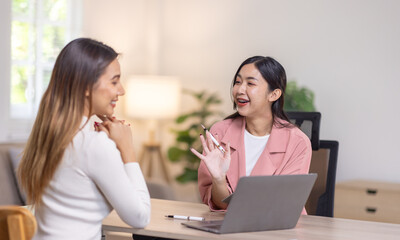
[284,81,316,111]
[176,135,196,145]
[175,168,198,183]
[176,114,190,123]
[167,147,186,162]
[168,88,223,183]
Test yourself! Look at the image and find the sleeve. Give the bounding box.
[278,133,312,215]
[197,122,231,212]
[279,134,312,175]
[87,133,151,228]
[198,160,215,207]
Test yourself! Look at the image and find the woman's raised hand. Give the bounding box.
[191,131,231,182]
[94,115,136,164]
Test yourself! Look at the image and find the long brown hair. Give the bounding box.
[18,38,118,206]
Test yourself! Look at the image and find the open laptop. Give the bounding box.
[182,173,317,234]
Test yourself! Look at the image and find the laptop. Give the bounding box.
[182,173,317,234]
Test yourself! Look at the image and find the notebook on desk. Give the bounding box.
[182,173,317,234]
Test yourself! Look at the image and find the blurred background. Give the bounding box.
[1,0,400,204]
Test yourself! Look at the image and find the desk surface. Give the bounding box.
[102,199,400,240]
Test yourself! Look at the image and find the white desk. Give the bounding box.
[102,199,400,240]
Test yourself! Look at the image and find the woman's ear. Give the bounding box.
[268,89,282,102]
[85,89,90,97]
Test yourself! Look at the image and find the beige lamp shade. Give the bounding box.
[125,76,181,119]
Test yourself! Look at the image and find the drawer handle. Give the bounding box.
[366,189,377,195]
[366,207,377,213]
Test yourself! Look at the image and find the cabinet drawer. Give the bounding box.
[334,202,400,223]
[334,180,400,224]
[335,187,400,207]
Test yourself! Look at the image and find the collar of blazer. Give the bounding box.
[220,116,292,192]
[220,116,290,154]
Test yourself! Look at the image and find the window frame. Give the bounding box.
[0,0,81,142]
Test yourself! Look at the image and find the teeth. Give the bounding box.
[238,99,249,103]
[111,101,116,104]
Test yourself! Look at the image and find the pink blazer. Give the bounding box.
[198,116,312,214]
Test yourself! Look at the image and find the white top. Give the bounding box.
[34,117,151,240]
[244,129,270,176]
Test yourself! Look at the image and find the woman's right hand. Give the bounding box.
[191,131,231,182]
[95,115,136,164]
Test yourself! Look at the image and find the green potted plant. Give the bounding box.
[284,81,316,111]
[167,89,223,183]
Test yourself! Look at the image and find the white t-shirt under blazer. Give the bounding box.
[33,117,151,240]
[244,129,270,176]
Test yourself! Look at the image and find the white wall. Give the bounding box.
[81,0,176,163]
[156,0,400,183]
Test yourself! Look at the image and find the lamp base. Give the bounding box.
[138,141,171,183]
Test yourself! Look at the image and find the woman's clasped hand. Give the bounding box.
[94,115,136,164]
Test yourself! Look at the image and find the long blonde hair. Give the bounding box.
[18,38,118,206]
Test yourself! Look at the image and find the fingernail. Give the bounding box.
[94,121,99,126]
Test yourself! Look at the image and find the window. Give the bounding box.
[10,0,80,119]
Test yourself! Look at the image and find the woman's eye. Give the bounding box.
[112,81,118,86]
[234,80,241,85]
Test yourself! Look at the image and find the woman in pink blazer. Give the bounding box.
[191,56,312,212]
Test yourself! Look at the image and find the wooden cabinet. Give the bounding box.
[334,180,400,224]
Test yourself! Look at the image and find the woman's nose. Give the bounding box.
[118,84,126,96]
[238,83,246,93]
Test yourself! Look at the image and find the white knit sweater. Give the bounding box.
[33,117,151,240]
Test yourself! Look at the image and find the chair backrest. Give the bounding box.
[0,206,36,240]
[286,112,338,217]
[287,112,321,150]
[146,180,176,200]
[305,140,339,217]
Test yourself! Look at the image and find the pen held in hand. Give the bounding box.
[200,124,226,153]
[165,215,205,221]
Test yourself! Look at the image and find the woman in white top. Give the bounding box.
[18,38,151,240]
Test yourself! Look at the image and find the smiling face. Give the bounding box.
[232,63,281,119]
[87,59,125,117]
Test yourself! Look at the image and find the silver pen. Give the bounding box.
[201,124,226,153]
[165,215,205,221]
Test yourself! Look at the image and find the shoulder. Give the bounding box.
[90,131,119,156]
[286,126,311,153]
[210,118,234,131]
[210,117,242,136]
[273,119,311,148]
[74,129,121,162]
[289,126,310,146]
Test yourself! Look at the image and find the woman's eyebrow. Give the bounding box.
[111,74,120,80]
[237,74,258,81]
[245,76,258,81]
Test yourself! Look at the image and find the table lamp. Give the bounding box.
[125,75,181,183]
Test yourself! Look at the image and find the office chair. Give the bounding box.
[287,112,339,217]
[146,180,176,200]
[305,140,339,217]
[287,112,321,150]
[0,206,37,240]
